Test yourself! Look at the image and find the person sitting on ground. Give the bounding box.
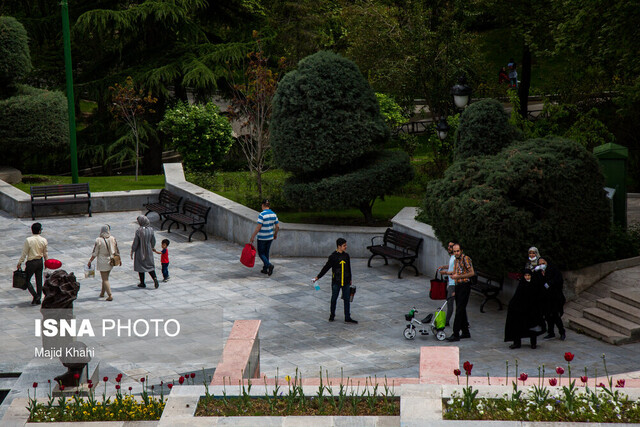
[498,67,510,84]
[535,256,566,340]
[504,269,546,349]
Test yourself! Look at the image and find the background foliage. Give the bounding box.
[418,137,612,272]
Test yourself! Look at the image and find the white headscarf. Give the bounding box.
[99,225,110,239]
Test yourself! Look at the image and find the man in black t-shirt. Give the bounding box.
[313,238,358,324]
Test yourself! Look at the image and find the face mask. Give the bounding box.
[525,278,531,282]
[529,256,537,261]
[539,264,547,271]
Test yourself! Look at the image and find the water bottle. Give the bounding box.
[313,280,320,291]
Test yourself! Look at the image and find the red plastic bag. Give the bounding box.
[240,244,256,268]
[45,259,62,269]
[429,270,447,300]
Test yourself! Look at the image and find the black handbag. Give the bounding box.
[13,269,27,290]
[349,286,356,302]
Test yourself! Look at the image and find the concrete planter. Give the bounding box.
[7,383,639,426]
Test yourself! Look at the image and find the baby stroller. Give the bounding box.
[403,299,448,341]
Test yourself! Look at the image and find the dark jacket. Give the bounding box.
[536,263,566,315]
[317,251,351,286]
[504,277,546,342]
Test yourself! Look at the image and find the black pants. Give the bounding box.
[330,283,351,319]
[452,281,471,337]
[25,258,44,301]
[546,311,565,335]
[139,271,158,285]
[513,334,537,348]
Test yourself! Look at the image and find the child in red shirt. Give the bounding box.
[154,239,170,282]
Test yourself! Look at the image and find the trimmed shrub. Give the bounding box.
[159,101,234,172]
[417,137,611,272]
[0,85,69,167]
[283,150,414,210]
[270,51,411,223]
[454,99,519,161]
[0,16,31,93]
[271,51,389,175]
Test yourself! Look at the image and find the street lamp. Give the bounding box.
[451,75,472,109]
[435,118,450,141]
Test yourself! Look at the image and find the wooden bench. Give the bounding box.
[472,270,504,313]
[143,189,182,230]
[30,183,91,220]
[367,228,423,278]
[166,200,211,242]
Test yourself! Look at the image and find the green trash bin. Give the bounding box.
[593,143,628,228]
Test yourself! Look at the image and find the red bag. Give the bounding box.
[429,270,447,300]
[45,259,62,269]
[240,244,256,268]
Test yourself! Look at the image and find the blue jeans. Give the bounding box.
[161,263,169,279]
[257,239,273,270]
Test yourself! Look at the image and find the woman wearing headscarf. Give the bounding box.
[88,225,119,301]
[504,269,546,349]
[525,246,540,271]
[535,256,566,340]
[131,216,159,289]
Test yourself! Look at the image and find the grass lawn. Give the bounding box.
[14,175,165,194]
[187,169,423,226]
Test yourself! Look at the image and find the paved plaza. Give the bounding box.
[2,209,640,389]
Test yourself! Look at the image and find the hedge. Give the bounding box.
[0,16,31,91]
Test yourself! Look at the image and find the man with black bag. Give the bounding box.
[313,238,358,324]
[16,222,48,305]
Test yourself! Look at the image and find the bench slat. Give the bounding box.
[30,183,91,220]
[367,228,423,278]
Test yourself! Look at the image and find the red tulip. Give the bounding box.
[598,382,606,388]
[167,383,173,389]
[462,361,473,375]
[549,378,557,386]
[128,386,132,391]
[190,373,196,379]
[115,385,120,390]
[556,367,564,375]
[48,379,51,383]
[179,376,185,385]
[88,383,93,389]
[519,373,528,383]
[60,385,65,391]
[140,378,145,383]
[616,379,626,388]
[564,352,574,362]
[87,379,92,384]
[151,385,155,390]
[103,376,109,382]
[453,369,461,376]
[32,382,38,388]
[580,376,588,384]
[73,373,80,380]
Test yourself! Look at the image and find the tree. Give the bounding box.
[109,77,157,181]
[159,101,234,172]
[0,16,68,171]
[342,0,480,117]
[0,16,31,96]
[454,99,520,160]
[228,36,282,198]
[417,137,611,272]
[271,51,413,223]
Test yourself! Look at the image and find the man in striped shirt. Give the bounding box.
[250,199,279,276]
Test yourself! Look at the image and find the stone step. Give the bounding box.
[568,316,630,345]
[583,307,640,336]
[597,297,640,324]
[611,288,640,309]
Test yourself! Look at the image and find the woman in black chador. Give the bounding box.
[504,269,546,349]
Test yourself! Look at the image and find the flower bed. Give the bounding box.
[196,370,400,417]
[26,374,168,423]
[444,352,640,422]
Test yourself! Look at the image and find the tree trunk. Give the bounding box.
[358,201,374,225]
[256,170,263,200]
[519,44,532,120]
[134,131,139,181]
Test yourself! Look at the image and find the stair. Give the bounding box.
[568,288,640,345]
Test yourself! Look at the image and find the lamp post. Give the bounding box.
[450,75,472,110]
[435,118,450,141]
[61,0,79,183]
